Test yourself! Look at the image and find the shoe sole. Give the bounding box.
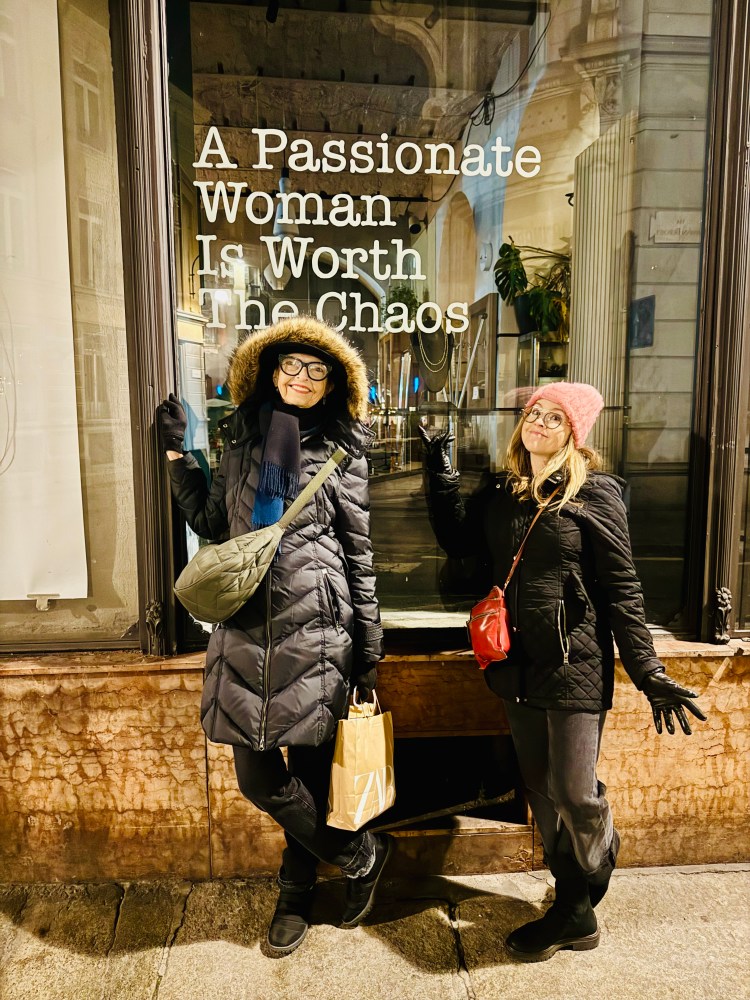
[506,929,600,963]
[341,837,393,928]
[267,924,308,956]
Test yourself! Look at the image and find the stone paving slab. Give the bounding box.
[0,867,747,1000]
[459,870,750,1000]
[0,883,123,1000]
[154,879,464,1000]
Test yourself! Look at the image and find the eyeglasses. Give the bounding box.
[279,354,332,381]
[522,406,568,430]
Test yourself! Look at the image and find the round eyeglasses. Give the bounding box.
[278,354,332,381]
[523,405,568,430]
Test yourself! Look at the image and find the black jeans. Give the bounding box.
[233,740,377,884]
[503,700,614,875]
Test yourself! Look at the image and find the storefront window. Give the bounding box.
[166,0,715,630]
[0,0,138,643]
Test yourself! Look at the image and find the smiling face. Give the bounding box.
[520,399,571,467]
[272,351,333,408]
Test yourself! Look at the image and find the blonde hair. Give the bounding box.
[504,417,602,511]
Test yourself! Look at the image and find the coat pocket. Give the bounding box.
[323,572,343,633]
[562,572,593,632]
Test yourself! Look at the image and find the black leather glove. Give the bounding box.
[641,669,707,735]
[158,393,187,453]
[352,665,377,703]
[417,425,457,477]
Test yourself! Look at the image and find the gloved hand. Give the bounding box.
[352,665,377,703]
[158,393,187,453]
[641,669,707,735]
[417,425,457,477]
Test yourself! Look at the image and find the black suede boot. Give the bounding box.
[341,833,393,928]
[267,878,316,955]
[555,818,621,908]
[588,828,620,908]
[506,876,599,962]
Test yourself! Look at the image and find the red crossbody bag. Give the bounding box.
[466,486,561,669]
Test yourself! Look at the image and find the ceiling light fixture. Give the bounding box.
[273,166,299,238]
[263,262,292,291]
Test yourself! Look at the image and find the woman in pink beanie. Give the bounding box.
[420,381,706,963]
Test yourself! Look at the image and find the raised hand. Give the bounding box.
[158,393,187,454]
[417,425,457,477]
[641,669,707,735]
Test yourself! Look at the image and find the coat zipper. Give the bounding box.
[511,513,528,635]
[258,574,272,751]
[324,573,343,633]
[557,599,570,665]
[209,626,226,742]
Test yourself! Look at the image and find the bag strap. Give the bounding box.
[276,446,348,531]
[349,688,380,718]
[502,484,562,590]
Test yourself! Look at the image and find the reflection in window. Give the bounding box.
[77,197,102,288]
[82,349,107,420]
[0,0,137,644]
[72,60,102,147]
[0,13,19,103]
[0,175,24,269]
[166,0,715,629]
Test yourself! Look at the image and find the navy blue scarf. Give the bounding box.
[252,403,301,529]
[251,401,327,529]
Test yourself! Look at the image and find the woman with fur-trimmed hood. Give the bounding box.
[158,317,391,954]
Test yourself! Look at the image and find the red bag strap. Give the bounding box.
[502,485,562,590]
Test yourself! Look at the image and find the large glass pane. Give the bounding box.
[0,0,138,642]
[166,0,715,630]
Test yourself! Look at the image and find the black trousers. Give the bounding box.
[503,700,614,875]
[233,740,377,884]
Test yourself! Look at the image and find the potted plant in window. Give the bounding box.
[384,282,420,323]
[493,238,571,340]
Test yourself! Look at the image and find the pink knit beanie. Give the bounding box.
[526,382,604,448]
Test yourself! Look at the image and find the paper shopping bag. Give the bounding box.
[327,693,396,831]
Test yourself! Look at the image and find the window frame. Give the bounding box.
[689,0,750,641]
[10,0,745,656]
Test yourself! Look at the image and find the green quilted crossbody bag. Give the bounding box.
[174,447,346,624]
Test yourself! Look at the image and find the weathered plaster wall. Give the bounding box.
[0,659,211,882]
[0,644,746,882]
[599,652,749,868]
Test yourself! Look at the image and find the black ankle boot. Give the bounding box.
[267,878,316,955]
[506,876,599,962]
[588,829,620,907]
[341,833,393,928]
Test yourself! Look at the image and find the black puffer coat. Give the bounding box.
[168,319,383,751]
[427,468,662,711]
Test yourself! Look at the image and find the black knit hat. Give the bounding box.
[274,340,339,369]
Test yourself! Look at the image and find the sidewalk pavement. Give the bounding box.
[0,865,747,1000]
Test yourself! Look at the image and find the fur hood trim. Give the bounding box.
[226,317,369,422]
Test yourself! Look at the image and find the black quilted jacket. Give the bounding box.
[167,320,383,751]
[427,468,663,711]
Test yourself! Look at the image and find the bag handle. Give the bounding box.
[349,688,380,718]
[502,484,562,590]
[277,446,348,531]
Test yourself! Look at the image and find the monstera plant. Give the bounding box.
[493,238,571,339]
